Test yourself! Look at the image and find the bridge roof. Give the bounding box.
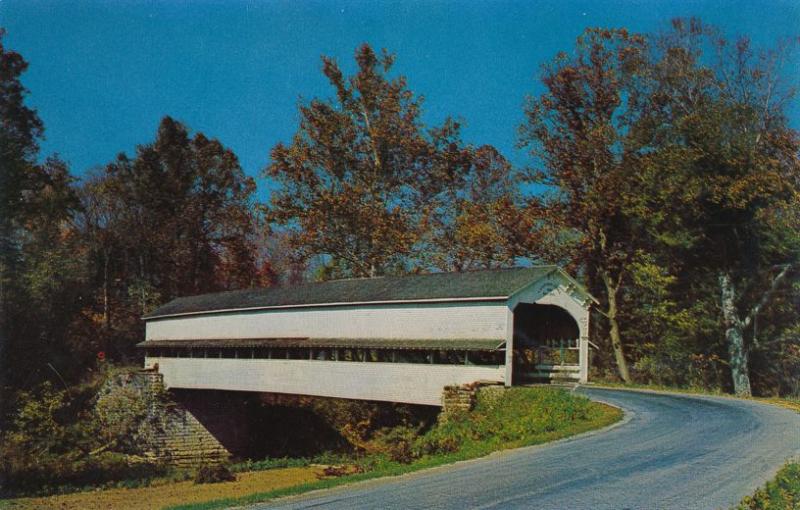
[137,338,505,351]
[144,265,577,320]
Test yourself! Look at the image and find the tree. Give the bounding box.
[267,44,424,278]
[80,116,261,357]
[519,29,651,382]
[0,29,44,243]
[0,32,91,409]
[79,173,122,339]
[424,144,523,272]
[267,44,513,278]
[2,157,89,396]
[0,28,45,377]
[641,19,800,395]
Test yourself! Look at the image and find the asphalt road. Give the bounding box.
[250,388,800,510]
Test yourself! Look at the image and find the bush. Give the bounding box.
[736,462,800,509]
[414,433,461,456]
[371,426,419,464]
[0,448,169,496]
[0,371,173,497]
[194,464,236,484]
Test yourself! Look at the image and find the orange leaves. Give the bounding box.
[267,44,508,277]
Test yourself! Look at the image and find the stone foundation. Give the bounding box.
[98,370,232,466]
[440,381,507,421]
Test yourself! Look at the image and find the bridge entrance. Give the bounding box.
[511,303,581,384]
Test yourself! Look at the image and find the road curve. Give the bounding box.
[250,388,800,510]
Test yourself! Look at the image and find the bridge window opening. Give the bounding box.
[470,350,505,365]
[145,345,505,366]
[314,348,332,361]
[394,350,426,364]
[265,348,286,359]
[374,349,389,362]
[435,350,465,365]
[287,348,304,360]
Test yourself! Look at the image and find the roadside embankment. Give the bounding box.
[1,386,620,510]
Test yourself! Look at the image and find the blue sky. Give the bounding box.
[2,0,799,200]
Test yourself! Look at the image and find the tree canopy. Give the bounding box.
[267,44,522,278]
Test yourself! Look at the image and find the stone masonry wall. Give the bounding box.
[440,382,508,421]
[98,370,231,466]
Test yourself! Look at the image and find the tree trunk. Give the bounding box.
[102,248,110,356]
[602,270,631,383]
[139,253,147,315]
[719,272,752,397]
[102,249,109,331]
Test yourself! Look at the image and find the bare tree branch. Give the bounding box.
[742,263,792,329]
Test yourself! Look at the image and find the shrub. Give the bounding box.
[736,462,800,509]
[194,464,236,484]
[320,464,363,477]
[371,426,419,464]
[414,433,461,456]
[0,448,168,496]
[0,371,175,497]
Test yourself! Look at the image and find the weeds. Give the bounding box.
[735,463,800,509]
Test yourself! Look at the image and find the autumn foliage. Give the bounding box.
[266,44,523,277]
[0,20,798,485]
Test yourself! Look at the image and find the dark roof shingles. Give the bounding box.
[144,266,556,319]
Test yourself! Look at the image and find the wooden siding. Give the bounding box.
[146,301,509,342]
[145,357,505,406]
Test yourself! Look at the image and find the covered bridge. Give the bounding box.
[139,266,595,406]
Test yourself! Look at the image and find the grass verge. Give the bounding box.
[165,387,621,510]
[0,467,322,510]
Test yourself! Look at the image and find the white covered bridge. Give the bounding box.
[139,266,595,406]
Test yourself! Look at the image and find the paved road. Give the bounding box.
[250,388,800,510]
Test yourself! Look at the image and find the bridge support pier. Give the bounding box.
[100,370,242,466]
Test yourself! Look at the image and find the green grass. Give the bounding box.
[586,380,729,396]
[735,463,800,510]
[229,452,356,473]
[166,387,622,510]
